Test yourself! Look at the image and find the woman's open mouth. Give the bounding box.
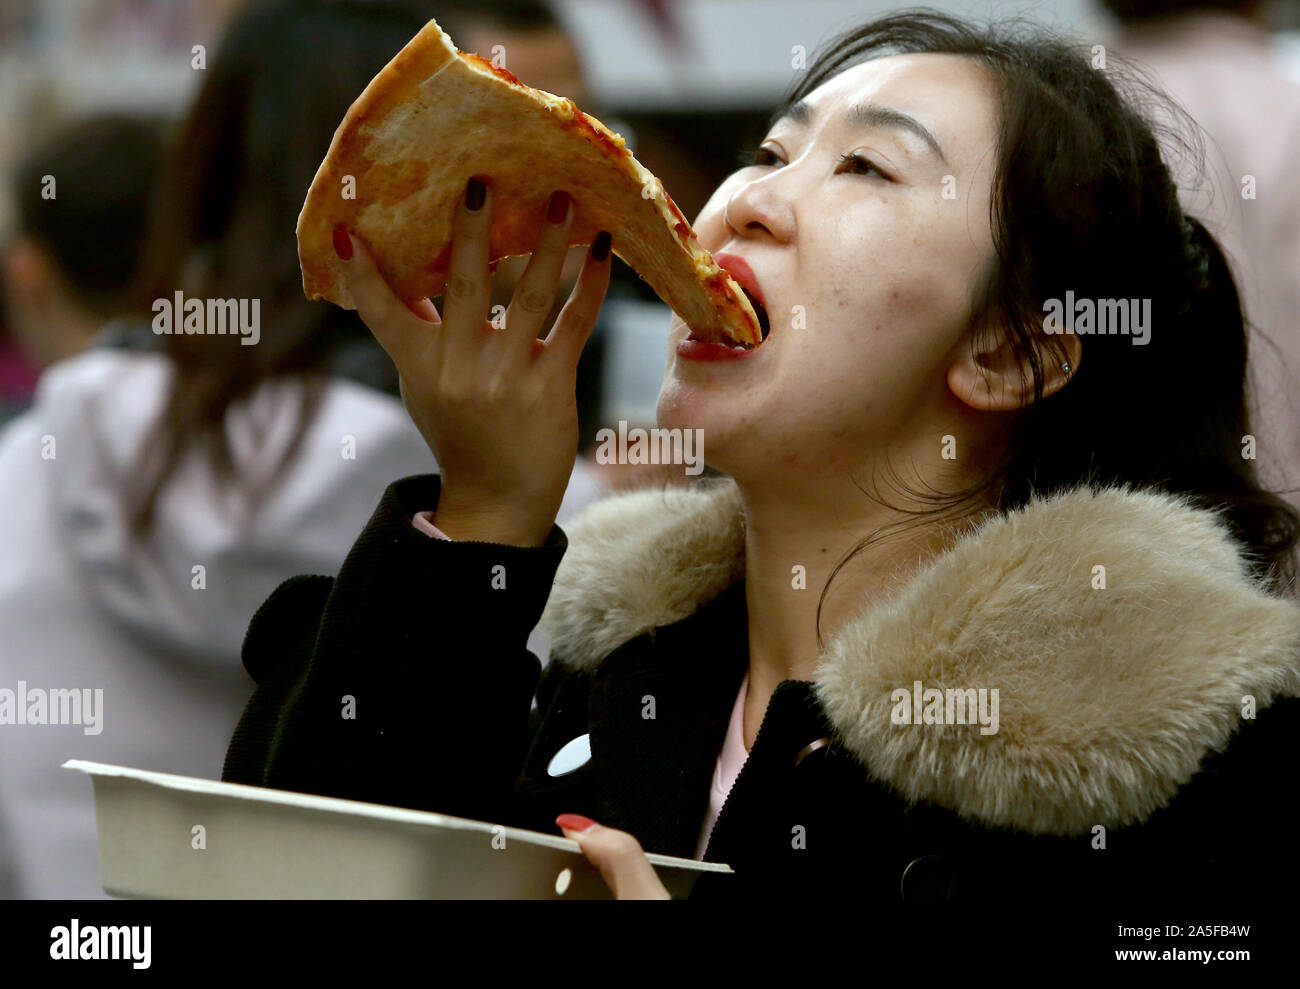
[680,254,770,360]
[679,291,768,361]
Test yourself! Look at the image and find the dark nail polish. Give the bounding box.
[465,177,486,211]
[332,224,352,260]
[592,230,611,261]
[547,190,570,224]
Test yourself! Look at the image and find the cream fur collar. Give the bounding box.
[539,478,1300,835]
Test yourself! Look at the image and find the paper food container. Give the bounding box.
[65,760,732,899]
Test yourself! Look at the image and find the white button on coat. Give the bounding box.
[547,734,592,777]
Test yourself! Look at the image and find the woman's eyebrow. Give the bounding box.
[768,98,949,166]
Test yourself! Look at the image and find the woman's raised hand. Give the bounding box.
[333,176,612,547]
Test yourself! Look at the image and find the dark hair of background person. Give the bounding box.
[428,0,563,36]
[753,9,1300,640]
[13,114,165,318]
[125,0,448,535]
[1099,0,1262,22]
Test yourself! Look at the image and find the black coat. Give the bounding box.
[223,474,1300,902]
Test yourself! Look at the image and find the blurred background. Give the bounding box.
[0,0,1296,899]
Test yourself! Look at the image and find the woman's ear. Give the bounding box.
[947,322,1082,412]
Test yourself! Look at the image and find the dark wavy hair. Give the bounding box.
[785,10,1300,639]
[125,0,434,534]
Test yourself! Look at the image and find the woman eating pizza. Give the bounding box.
[223,10,1300,902]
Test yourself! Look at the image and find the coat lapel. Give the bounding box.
[586,580,748,857]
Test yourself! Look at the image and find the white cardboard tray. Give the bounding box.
[65,760,732,899]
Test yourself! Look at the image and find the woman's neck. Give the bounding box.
[735,476,985,749]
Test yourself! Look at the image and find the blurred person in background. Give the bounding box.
[2,114,164,370]
[0,0,597,899]
[0,110,167,897]
[0,114,164,424]
[432,0,590,105]
[1104,0,1300,519]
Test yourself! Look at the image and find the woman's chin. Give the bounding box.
[657,378,719,433]
[656,384,751,468]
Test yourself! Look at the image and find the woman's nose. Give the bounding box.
[725,179,795,244]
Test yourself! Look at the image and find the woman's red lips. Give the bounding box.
[677,338,760,361]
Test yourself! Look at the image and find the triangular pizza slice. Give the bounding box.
[297,19,763,347]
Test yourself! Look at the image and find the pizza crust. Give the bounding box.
[297,19,761,346]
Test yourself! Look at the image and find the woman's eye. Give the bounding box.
[837,153,892,181]
[736,145,783,169]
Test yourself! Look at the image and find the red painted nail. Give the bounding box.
[547,190,570,224]
[556,813,597,834]
[332,225,352,260]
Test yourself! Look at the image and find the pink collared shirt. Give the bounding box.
[412,510,451,540]
[694,670,751,860]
